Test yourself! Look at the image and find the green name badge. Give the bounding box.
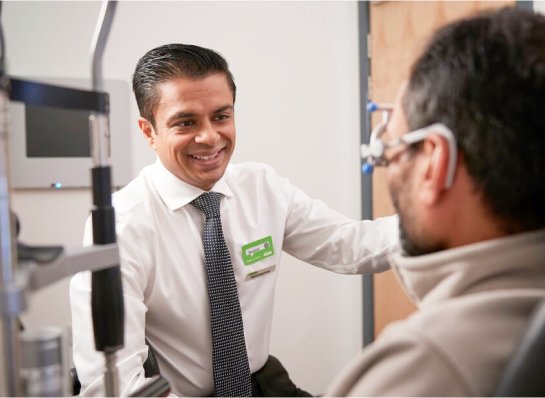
[242,236,274,265]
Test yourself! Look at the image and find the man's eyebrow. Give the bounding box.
[166,111,195,124]
[165,105,234,125]
[214,105,234,113]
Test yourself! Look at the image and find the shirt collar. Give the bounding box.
[151,157,234,211]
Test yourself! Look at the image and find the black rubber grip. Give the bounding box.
[92,167,112,207]
[91,266,125,352]
[91,167,116,244]
[90,165,124,352]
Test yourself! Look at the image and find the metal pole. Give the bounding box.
[89,2,123,396]
[0,4,22,392]
[0,79,22,397]
[91,1,117,93]
[358,0,375,347]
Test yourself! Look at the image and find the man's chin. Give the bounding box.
[191,169,227,191]
[399,228,445,257]
[397,210,445,256]
[392,192,444,257]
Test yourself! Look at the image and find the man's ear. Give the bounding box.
[419,134,452,206]
[138,117,157,150]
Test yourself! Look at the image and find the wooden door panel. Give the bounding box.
[370,0,514,336]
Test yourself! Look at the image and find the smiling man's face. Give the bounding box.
[139,72,236,191]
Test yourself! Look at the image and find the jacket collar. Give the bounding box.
[389,229,545,308]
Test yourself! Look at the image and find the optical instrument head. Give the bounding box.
[361,102,393,174]
[361,101,457,189]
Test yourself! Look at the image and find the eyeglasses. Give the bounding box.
[361,102,458,188]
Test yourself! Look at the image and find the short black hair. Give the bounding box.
[132,43,236,126]
[403,7,545,232]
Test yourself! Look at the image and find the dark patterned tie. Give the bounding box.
[191,192,252,397]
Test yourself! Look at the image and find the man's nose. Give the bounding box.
[194,121,220,145]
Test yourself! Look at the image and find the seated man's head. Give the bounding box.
[385,8,545,256]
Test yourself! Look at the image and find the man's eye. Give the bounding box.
[176,120,194,127]
[214,114,230,121]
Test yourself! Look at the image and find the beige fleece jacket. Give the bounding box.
[325,229,545,396]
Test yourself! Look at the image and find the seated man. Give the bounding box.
[326,7,545,397]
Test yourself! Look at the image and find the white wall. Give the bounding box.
[536,1,545,14]
[3,1,363,394]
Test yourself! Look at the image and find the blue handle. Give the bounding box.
[362,163,374,174]
[367,102,378,113]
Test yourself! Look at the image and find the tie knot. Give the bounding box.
[190,192,223,219]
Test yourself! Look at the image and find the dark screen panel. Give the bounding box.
[25,105,91,158]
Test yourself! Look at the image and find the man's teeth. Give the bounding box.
[192,152,219,160]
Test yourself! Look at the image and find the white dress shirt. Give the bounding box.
[70,159,398,396]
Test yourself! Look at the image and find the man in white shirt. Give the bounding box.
[70,43,398,396]
[325,7,545,396]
